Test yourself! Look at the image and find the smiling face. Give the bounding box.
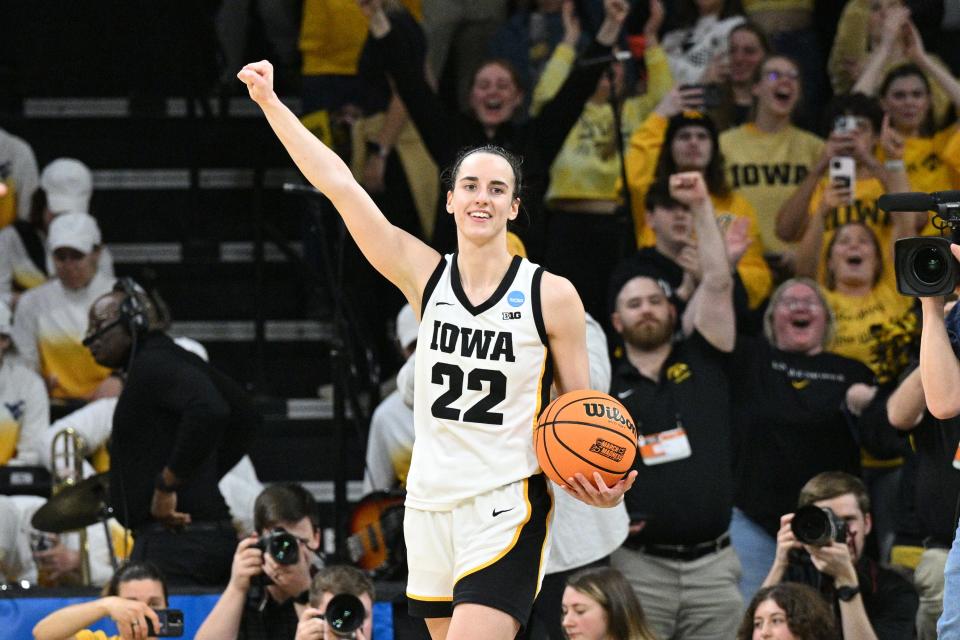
[671,125,713,171]
[752,599,797,640]
[561,586,608,640]
[729,29,766,84]
[881,73,930,134]
[612,276,676,351]
[446,151,519,243]
[771,282,828,355]
[754,57,801,119]
[827,223,881,290]
[469,62,524,130]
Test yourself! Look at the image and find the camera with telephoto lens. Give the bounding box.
[880,190,960,296]
[254,527,300,565]
[316,593,366,638]
[791,506,848,547]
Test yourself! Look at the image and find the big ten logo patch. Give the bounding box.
[666,362,691,384]
[502,311,522,320]
[589,438,627,462]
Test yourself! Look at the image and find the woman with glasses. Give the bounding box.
[728,277,876,602]
[718,54,824,280]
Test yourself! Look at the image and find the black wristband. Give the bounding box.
[836,585,860,602]
[154,472,177,493]
[365,141,388,158]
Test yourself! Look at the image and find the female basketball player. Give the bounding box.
[239,54,636,640]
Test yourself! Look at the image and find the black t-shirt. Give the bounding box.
[913,413,960,545]
[784,554,918,640]
[611,331,734,545]
[238,589,300,640]
[731,338,874,536]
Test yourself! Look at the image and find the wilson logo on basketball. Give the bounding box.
[582,402,636,436]
[589,438,627,462]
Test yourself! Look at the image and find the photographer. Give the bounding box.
[761,471,917,640]
[295,565,375,640]
[195,484,323,640]
[916,250,960,638]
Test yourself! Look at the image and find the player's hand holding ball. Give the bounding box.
[535,390,638,507]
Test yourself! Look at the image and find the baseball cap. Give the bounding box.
[0,300,11,336]
[396,304,418,351]
[47,212,102,254]
[41,158,93,215]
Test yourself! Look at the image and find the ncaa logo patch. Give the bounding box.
[508,291,525,307]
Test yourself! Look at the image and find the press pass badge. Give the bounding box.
[638,417,692,465]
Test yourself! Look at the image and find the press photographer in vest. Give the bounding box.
[84,280,258,587]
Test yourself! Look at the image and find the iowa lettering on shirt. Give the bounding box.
[429,320,516,362]
[824,199,890,231]
[729,163,809,188]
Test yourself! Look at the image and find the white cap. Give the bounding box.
[0,300,11,336]
[41,158,93,215]
[47,212,102,254]
[396,304,418,350]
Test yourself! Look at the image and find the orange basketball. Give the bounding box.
[534,390,638,488]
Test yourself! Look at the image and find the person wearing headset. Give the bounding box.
[83,280,260,587]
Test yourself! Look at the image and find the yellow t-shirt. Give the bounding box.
[720,123,824,252]
[299,0,422,76]
[75,631,116,640]
[808,176,894,289]
[11,272,114,400]
[743,0,813,11]
[823,280,916,384]
[877,125,960,235]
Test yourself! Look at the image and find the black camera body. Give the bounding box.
[894,236,960,297]
[880,190,960,296]
[791,505,848,547]
[255,527,300,565]
[316,593,366,638]
[145,609,185,637]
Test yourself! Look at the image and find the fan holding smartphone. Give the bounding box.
[32,562,184,639]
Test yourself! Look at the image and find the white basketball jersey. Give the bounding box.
[406,254,553,511]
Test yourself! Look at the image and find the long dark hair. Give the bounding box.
[879,63,937,136]
[654,113,729,197]
[104,562,169,605]
[824,221,883,291]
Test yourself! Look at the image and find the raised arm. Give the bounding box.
[851,6,908,95]
[919,256,960,419]
[903,21,960,112]
[238,61,439,306]
[671,172,734,352]
[33,597,160,640]
[887,365,925,430]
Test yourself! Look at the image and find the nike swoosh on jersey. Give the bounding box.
[491,507,515,517]
[435,301,454,306]
[617,388,635,399]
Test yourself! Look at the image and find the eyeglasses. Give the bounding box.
[764,70,800,82]
[778,297,821,311]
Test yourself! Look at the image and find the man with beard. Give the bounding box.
[607,172,741,640]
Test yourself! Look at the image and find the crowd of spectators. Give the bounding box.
[3,0,960,638]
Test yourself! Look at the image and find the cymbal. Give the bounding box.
[31,473,110,533]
